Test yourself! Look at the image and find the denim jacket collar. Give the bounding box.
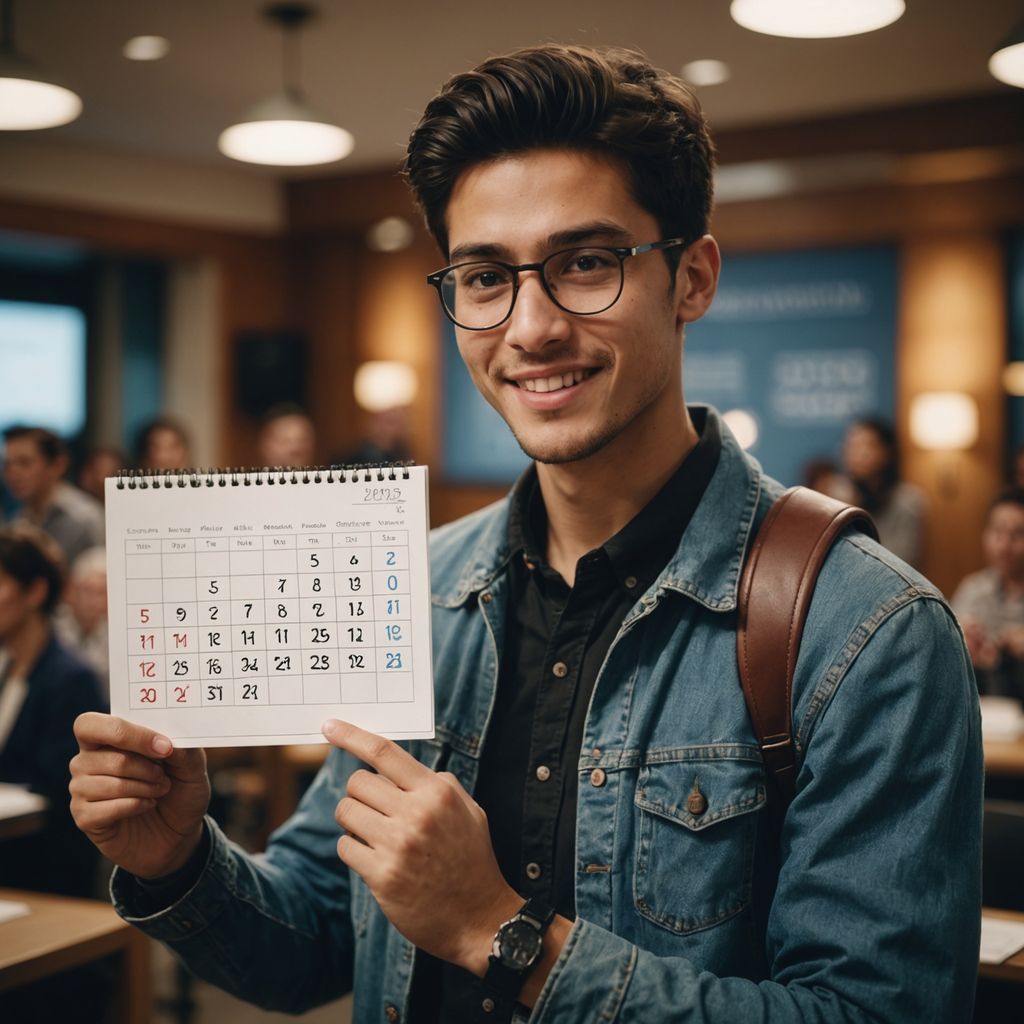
[431,406,765,615]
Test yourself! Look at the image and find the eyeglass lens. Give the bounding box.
[439,247,625,330]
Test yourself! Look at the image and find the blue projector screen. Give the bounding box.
[0,299,87,438]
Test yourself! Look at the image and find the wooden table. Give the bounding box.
[984,736,1024,777]
[0,784,47,841]
[0,888,150,1022]
[980,907,1024,982]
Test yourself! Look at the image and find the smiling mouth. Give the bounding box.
[514,368,597,393]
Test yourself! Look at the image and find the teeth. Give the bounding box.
[520,369,589,392]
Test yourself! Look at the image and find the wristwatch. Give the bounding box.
[481,897,555,1006]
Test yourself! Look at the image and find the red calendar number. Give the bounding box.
[139,608,150,624]
[138,686,157,703]
[138,661,157,678]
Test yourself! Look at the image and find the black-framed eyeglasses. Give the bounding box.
[426,237,689,332]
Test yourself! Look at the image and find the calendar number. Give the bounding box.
[347,627,364,643]
[310,654,330,671]
[208,605,219,620]
[206,684,224,702]
[347,576,362,592]
[309,552,320,568]
[274,655,292,672]
[349,601,365,617]
[172,659,189,677]
[241,656,259,672]
[208,580,220,595]
[385,624,402,642]
[206,657,223,675]
[278,603,288,618]
[176,607,187,622]
[310,627,330,643]
[139,608,151,624]
[241,683,259,701]
[385,651,403,670]
[139,687,157,703]
[348,654,365,670]
[174,685,189,703]
[139,661,157,679]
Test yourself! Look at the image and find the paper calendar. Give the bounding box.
[104,465,434,746]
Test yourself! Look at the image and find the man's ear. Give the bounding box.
[25,577,49,614]
[674,235,721,327]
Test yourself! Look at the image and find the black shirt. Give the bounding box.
[414,408,721,1022]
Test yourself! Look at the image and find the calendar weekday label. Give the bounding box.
[105,468,434,746]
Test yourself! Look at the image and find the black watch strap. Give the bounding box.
[481,897,556,1007]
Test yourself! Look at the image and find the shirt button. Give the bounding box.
[590,768,607,787]
[480,592,492,604]
[535,765,551,782]
[552,661,569,678]
[624,575,638,589]
[385,1006,400,1023]
[482,998,496,1013]
[526,862,542,880]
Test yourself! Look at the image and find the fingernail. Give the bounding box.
[321,720,339,737]
[152,736,172,755]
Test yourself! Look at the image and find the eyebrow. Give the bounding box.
[448,221,634,265]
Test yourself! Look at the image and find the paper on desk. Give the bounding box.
[0,783,47,818]
[980,914,1024,963]
[0,900,30,924]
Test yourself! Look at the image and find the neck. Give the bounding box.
[24,482,57,521]
[4,615,50,680]
[536,406,699,585]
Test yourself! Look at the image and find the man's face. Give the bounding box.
[3,437,60,503]
[445,149,692,467]
[259,415,315,468]
[984,502,1024,580]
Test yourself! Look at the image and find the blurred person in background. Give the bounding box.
[952,489,1024,701]
[256,403,317,468]
[842,416,926,568]
[55,546,109,704]
[334,404,413,467]
[2,425,103,566]
[802,455,857,503]
[0,525,103,897]
[134,415,191,471]
[77,444,126,504]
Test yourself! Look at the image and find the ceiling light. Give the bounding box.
[366,216,415,253]
[354,362,418,412]
[990,21,1024,89]
[0,0,82,130]
[909,392,978,451]
[730,0,905,39]
[681,59,730,87]
[123,35,170,62]
[218,3,353,167]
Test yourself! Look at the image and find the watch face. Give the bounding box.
[498,918,543,969]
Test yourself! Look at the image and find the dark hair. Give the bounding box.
[133,416,190,466]
[848,416,900,490]
[259,403,313,431]
[404,44,716,264]
[2,425,66,463]
[990,488,1024,516]
[0,524,66,615]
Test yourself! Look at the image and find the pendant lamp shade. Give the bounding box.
[218,3,352,168]
[0,0,82,129]
[990,22,1024,89]
[218,90,353,166]
[730,0,905,39]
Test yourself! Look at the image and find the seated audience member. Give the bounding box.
[77,445,126,504]
[2,425,103,566]
[0,525,103,897]
[842,416,927,568]
[55,546,109,704]
[257,403,317,468]
[333,406,413,467]
[952,489,1024,701]
[134,415,191,471]
[802,456,857,503]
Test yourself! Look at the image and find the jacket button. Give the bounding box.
[480,592,492,604]
[535,765,551,782]
[687,778,708,816]
[552,661,568,678]
[385,1006,400,1023]
[590,768,607,787]
[624,575,638,589]
[482,998,496,1013]
[526,862,542,880]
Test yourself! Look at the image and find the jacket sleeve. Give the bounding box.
[530,597,983,1024]
[111,747,358,1014]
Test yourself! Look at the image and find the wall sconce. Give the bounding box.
[909,391,978,499]
[353,361,417,413]
[1003,362,1024,396]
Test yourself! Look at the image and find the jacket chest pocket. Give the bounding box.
[634,757,765,935]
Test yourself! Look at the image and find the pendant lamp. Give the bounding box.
[0,0,82,130]
[218,2,353,167]
[730,0,905,39]
[990,21,1024,88]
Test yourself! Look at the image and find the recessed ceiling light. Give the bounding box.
[682,59,730,87]
[366,216,415,253]
[123,35,170,61]
[730,0,905,39]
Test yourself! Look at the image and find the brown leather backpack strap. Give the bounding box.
[737,486,877,818]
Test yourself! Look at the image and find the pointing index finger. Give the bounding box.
[321,719,427,789]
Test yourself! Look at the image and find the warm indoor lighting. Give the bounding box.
[0,0,82,130]
[218,3,353,168]
[354,361,418,413]
[989,21,1024,89]
[366,216,415,253]
[681,59,731,87]
[722,408,759,450]
[730,0,905,39]
[1004,362,1024,396]
[909,392,979,451]
[123,35,170,62]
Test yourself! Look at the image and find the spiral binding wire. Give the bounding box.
[115,462,413,489]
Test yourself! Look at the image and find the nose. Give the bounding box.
[501,270,572,353]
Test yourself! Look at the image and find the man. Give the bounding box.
[952,489,1024,701]
[70,45,981,1022]
[256,403,317,468]
[3,426,103,566]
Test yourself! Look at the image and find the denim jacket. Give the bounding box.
[112,408,982,1023]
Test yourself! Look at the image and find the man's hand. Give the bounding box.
[69,713,211,879]
[322,719,522,975]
